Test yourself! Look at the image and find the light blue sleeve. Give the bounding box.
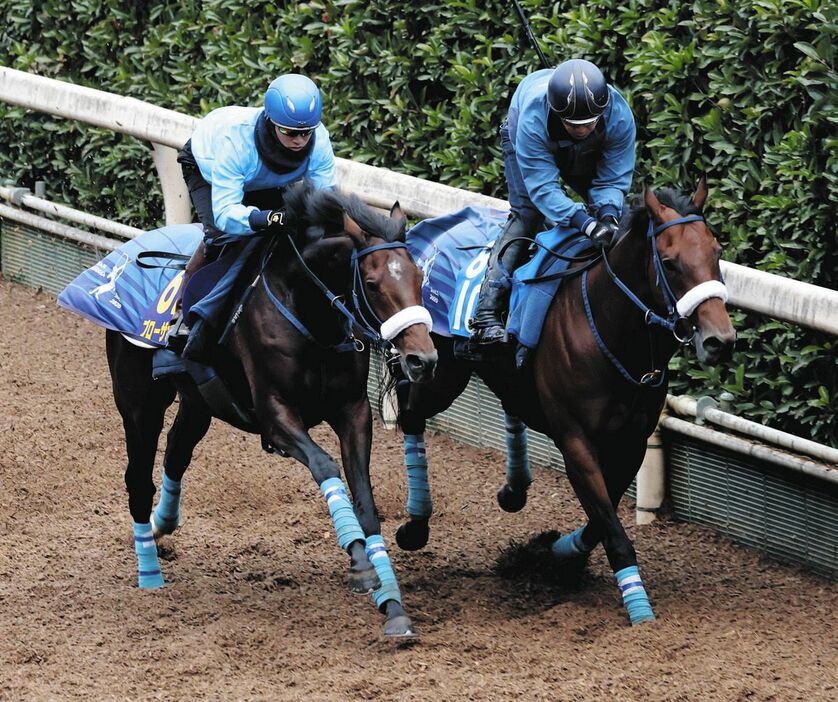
[210,137,259,236]
[307,128,338,189]
[588,90,636,213]
[515,104,588,227]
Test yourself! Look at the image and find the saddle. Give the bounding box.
[406,207,595,366]
[58,224,263,436]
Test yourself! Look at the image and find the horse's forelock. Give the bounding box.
[625,187,701,236]
[342,193,405,243]
[288,185,402,242]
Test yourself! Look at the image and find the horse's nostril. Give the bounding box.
[703,337,722,354]
[405,354,436,378]
[406,354,425,371]
[703,335,734,362]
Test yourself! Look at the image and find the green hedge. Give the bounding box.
[0,0,835,444]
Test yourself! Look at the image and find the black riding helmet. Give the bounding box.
[547,59,610,124]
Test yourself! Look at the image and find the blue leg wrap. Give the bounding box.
[504,415,531,489]
[365,534,402,608]
[615,565,655,625]
[404,434,432,518]
[320,477,365,551]
[152,471,181,534]
[551,526,591,559]
[133,522,164,589]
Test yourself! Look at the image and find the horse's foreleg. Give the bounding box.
[395,431,432,552]
[331,400,416,638]
[152,397,212,537]
[394,378,432,551]
[558,432,655,625]
[262,402,380,595]
[551,436,648,559]
[497,414,532,512]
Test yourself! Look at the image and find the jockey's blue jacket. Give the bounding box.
[507,68,636,225]
[190,106,337,237]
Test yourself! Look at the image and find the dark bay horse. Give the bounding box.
[107,183,437,638]
[394,180,735,625]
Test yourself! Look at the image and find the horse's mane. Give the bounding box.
[283,181,404,243]
[624,187,700,237]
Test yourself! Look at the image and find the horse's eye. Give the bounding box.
[365,279,380,293]
[662,258,680,274]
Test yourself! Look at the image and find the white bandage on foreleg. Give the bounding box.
[676,280,728,317]
[380,306,433,340]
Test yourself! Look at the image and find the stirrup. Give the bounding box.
[164,313,190,353]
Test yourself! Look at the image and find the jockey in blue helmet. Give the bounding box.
[470,58,636,346]
[264,73,323,131]
[170,73,337,361]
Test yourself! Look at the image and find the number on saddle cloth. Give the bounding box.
[404,205,591,347]
[57,224,204,347]
[405,205,508,338]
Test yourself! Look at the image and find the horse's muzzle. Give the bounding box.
[403,351,438,383]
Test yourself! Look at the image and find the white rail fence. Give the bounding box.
[1,67,836,529]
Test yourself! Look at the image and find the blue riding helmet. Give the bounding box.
[264,74,323,129]
[547,59,609,124]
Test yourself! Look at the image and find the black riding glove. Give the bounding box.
[248,208,288,231]
[586,219,616,249]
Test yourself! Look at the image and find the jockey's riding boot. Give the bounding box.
[470,215,531,345]
[166,244,206,356]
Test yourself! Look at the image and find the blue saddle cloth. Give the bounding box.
[507,227,593,349]
[407,206,593,349]
[406,206,509,337]
[57,224,203,347]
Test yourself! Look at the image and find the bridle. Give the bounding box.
[582,214,728,387]
[256,234,432,353]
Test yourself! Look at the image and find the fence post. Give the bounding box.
[151,143,192,225]
[636,417,666,524]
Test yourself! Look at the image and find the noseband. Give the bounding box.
[582,214,728,387]
[260,236,431,353]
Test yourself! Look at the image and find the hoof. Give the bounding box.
[395,519,429,551]
[138,577,165,590]
[348,566,381,595]
[630,612,656,626]
[384,614,418,639]
[497,483,528,513]
[150,512,179,539]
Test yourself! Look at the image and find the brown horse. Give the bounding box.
[106,183,437,638]
[394,179,734,625]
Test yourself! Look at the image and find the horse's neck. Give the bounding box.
[267,236,354,337]
[584,217,677,364]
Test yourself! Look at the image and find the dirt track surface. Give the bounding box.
[1,278,836,702]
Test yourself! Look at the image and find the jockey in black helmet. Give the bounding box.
[470,58,636,346]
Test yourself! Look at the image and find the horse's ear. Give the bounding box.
[389,201,407,233]
[343,212,366,246]
[692,175,709,210]
[644,183,666,223]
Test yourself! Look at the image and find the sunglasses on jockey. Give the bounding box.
[271,121,316,138]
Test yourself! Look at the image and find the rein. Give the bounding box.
[583,214,728,387]
[257,234,428,354]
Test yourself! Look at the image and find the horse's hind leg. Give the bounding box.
[496,414,532,512]
[106,331,175,589]
[152,395,212,537]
